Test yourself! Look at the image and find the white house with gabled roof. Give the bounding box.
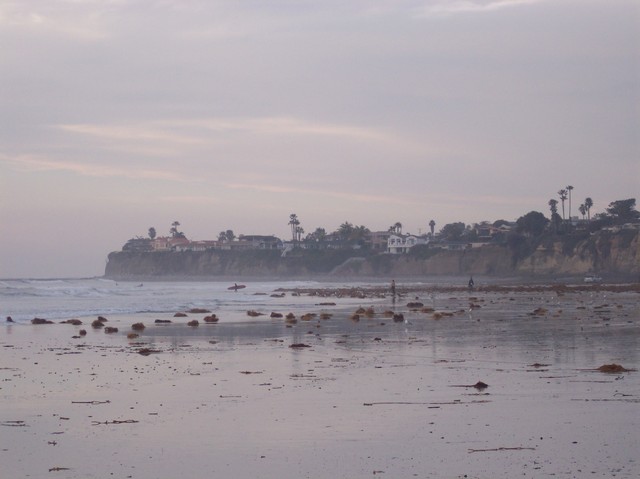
[387,234,429,254]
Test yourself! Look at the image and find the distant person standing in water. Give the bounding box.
[390,280,396,297]
[468,276,474,290]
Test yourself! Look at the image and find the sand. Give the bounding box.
[1,284,639,478]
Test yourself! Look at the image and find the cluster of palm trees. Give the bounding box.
[549,187,593,232]
[288,214,373,244]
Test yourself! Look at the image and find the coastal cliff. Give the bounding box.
[104,230,639,280]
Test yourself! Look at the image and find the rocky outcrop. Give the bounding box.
[104,230,639,280]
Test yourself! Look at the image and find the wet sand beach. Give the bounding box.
[2,283,639,478]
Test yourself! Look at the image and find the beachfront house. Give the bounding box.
[387,234,429,254]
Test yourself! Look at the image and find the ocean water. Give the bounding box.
[0,277,392,324]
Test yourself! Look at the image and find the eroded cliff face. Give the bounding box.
[516,231,639,276]
[104,231,639,280]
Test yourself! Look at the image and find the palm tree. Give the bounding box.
[549,199,559,233]
[288,214,300,242]
[170,221,182,238]
[566,185,574,221]
[558,189,568,221]
[295,226,304,242]
[584,197,593,221]
[148,227,157,239]
[578,204,586,220]
[429,220,435,236]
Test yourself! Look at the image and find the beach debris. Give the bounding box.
[468,447,535,453]
[91,419,139,425]
[79,329,87,336]
[131,322,146,331]
[320,313,332,320]
[451,381,489,390]
[154,319,172,323]
[270,293,285,298]
[61,319,82,325]
[203,315,219,322]
[529,307,548,316]
[529,363,550,368]
[187,320,199,327]
[71,400,111,404]
[392,313,404,323]
[363,400,490,406]
[104,326,119,334]
[49,466,71,472]
[317,302,336,306]
[188,308,210,313]
[350,313,360,322]
[127,333,139,339]
[32,317,54,325]
[597,364,632,373]
[174,312,188,317]
[239,371,262,374]
[1,420,28,427]
[270,312,283,318]
[290,343,311,349]
[407,301,424,308]
[137,348,160,356]
[301,313,316,321]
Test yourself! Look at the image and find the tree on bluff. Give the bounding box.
[516,211,548,237]
[605,198,639,224]
[439,222,466,241]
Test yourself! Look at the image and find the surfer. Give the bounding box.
[233,283,238,292]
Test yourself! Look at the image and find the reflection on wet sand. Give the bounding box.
[1,283,639,478]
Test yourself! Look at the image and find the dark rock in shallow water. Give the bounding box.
[32,318,53,325]
[61,319,83,325]
[154,319,172,323]
[104,326,119,334]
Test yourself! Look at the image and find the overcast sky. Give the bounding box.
[1,0,638,278]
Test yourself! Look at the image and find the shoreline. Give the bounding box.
[2,283,639,478]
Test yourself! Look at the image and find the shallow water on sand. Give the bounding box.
[1,283,639,478]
